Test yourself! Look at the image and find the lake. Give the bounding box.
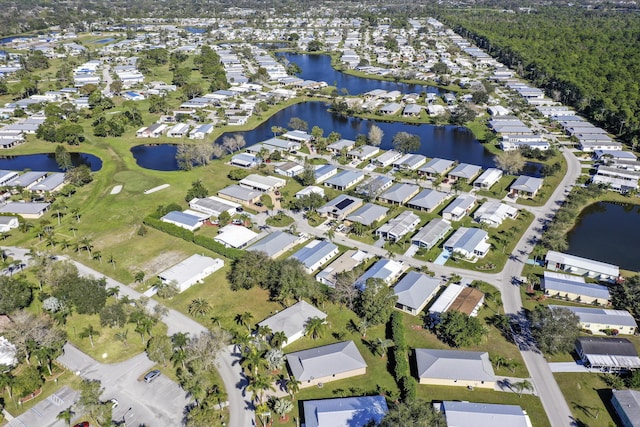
[133,101,542,174]
[276,52,442,96]
[0,152,102,172]
[567,201,640,271]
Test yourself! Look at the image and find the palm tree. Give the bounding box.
[107,253,116,269]
[304,317,327,340]
[232,332,252,354]
[135,316,154,344]
[92,250,102,263]
[513,379,533,397]
[106,286,120,301]
[324,228,335,242]
[372,338,394,358]
[246,373,275,404]
[287,377,301,400]
[57,407,75,426]
[491,354,508,370]
[210,315,223,328]
[51,201,66,225]
[235,311,254,332]
[272,398,294,421]
[270,331,288,349]
[255,324,273,340]
[71,207,81,222]
[0,370,15,400]
[79,236,93,257]
[188,298,211,317]
[79,325,99,348]
[241,348,268,375]
[68,225,77,237]
[114,329,129,347]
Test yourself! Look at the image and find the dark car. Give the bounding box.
[144,369,161,383]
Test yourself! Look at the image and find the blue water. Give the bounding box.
[567,202,640,271]
[0,152,102,172]
[185,27,207,34]
[95,38,115,44]
[0,35,34,45]
[131,144,179,171]
[276,52,441,96]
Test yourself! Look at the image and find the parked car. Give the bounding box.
[109,398,119,408]
[231,219,244,225]
[143,370,161,383]
[73,422,89,427]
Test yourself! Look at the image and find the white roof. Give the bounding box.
[214,225,259,248]
[286,340,367,381]
[158,254,223,285]
[546,250,619,277]
[239,174,286,191]
[548,305,637,328]
[416,349,495,382]
[441,401,530,427]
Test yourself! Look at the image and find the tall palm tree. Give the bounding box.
[79,325,99,348]
[513,379,533,397]
[107,253,116,269]
[372,338,394,358]
[287,377,301,400]
[57,407,75,426]
[246,373,275,404]
[241,348,268,375]
[235,311,254,332]
[79,236,93,257]
[188,298,211,317]
[114,329,129,347]
[270,331,288,349]
[304,317,327,340]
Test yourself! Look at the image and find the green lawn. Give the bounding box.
[554,373,619,427]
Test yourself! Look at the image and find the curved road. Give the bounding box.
[2,149,581,427]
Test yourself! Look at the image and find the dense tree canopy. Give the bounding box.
[0,276,33,314]
[529,305,580,354]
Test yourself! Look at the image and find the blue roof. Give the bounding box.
[302,396,388,427]
[543,272,611,300]
[161,211,200,227]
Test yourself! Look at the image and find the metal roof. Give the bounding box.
[290,240,338,271]
[548,305,637,328]
[543,271,611,300]
[346,203,388,226]
[258,300,327,341]
[394,271,441,311]
[546,251,619,277]
[379,183,420,203]
[416,349,495,382]
[441,401,529,427]
[286,341,367,382]
[247,231,299,259]
[302,396,388,427]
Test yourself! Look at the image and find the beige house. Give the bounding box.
[415,349,496,389]
[286,341,367,388]
[549,305,637,335]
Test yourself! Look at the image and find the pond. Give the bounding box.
[131,144,179,171]
[0,152,102,172]
[133,101,543,174]
[276,52,442,96]
[566,201,640,271]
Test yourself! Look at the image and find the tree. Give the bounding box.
[434,310,487,347]
[79,324,100,348]
[65,165,92,186]
[513,379,534,397]
[0,276,33,314]
[299,164,316,186]
[495,150,526,175]
[272,398,293,420]
[355,278,398,325]
[235,311,254,332]
[392,132,421,153]
[55,145,73,171]
[368,124,384,146]
[247,373,275,404]
[380,399,446,427]
[288,117,308,131]
[185,180,208,202]
[57,407,75,426]
[372,337,394,358]
[13,365,43,398]
[99,303,127,328]
[270,331,288,349]
[450,105,476,126]
[304,316,327,340]
[78,379,103,420]
[188,298,211,317]
[529,305,580,354]
[146,335,173,367]
[221,134,246,154]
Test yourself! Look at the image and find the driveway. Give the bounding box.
[57,343,189,427]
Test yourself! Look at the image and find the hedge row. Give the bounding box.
[143,216,244,260]
[388,311,416,401]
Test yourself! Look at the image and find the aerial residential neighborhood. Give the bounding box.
[0,1,638,427]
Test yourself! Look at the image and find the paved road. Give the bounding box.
[0,248,253,427]
[57,343,188,427]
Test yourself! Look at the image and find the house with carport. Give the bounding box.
[439,401,531,427]
[373,150,402,167]
[473,201,518,227]
[473,168,503,189]
[355,258,405,289]
[314,164,339,183]
[575,337,640,371]
[393,271,442,315]
[301,396,388,427]
[443,227,490,261]
[323,170,365,191]
[418,158,455,178]
[345,203,388,227]
[316,250,372,288]
[611,389,640,427]
[542,271,611,305]
[545,250,619,283]
[510,175,544,199]
[189,196,239,218]
[447,163,481,182]
[428,284,485,318]
[375,210,420,242]
[157,254,224,293]
[378,183,420,206]
[318,195,363,220]
[239,174,286,192]
[415,349,496,389]
[411,218,452,250]
[217,185,262,205]
[442,194,477,221]
[549,305,637,335]
[214,225,259,249]
[290,240,339,274]
[286,341,367,388]
[247,231,301,259]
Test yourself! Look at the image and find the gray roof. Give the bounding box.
[318,194,363,217]
[29,173,65,192]
[158,254,221,285]
[258,300,327,341]
[419,158,454,175]
[314,164,338,180]
[443,194,477,218]
[448,163,482,179]
[7,171,47,188]
[441,401,529,427]
[407,189,449,211]
[218,184,261,202]
[548,305,637,329]
[411,218,452,249]
[324,170,364,189]
[0,202,49,215]
[260,137,299,150]
[416,349,495,382]
[290,240,338,270]
[576,337,640,369]
[347,145,379,158]
[546,251,619,277]
[356,175,392,197]
[394,154,426,169]
[189,196,239,217]
[612,390,640,427]
[161,211,200,227]
[543,271,611,300]
[286,340,367,381]
[247,231,299,259]
[355,259,404,289]
[302,396,388,427]
[394,271,441,311]
[379,183,420,204]
[444,227,489,254]
[327,139,355,151]
[346,203,388,226]
[511,175,544,193]
[376,210,420,238]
